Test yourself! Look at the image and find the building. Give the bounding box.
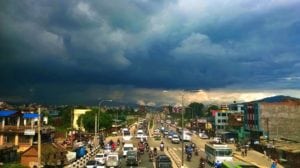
[243,99,300,142]
[0,110,55,152]
[72,109,91,131]
[21,143,67,167]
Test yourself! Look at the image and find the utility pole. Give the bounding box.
[266,118,269,143]
[181,94,184,168]
[38,107,41,167]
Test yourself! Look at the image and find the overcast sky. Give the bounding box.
[1,0,300,105]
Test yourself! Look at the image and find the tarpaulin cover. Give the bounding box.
[0,110,17,117]
[23,113,40,119]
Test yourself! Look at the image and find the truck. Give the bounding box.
[106,152,120,168]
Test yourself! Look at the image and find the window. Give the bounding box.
[222,113,227,116]
[222,119,227,123]
[218,113,221,116]
[218,119,221,123]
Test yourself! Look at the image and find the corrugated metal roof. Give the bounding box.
[23,113,40,119]
[0,110,17,117]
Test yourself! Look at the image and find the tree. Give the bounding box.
[187,102,205,118]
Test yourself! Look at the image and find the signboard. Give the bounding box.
[197,119,207,123]
[24,129,35,135]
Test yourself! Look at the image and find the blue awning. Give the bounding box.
[23,113,40,119]
[0,110,17,117]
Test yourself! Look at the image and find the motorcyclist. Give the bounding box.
[149,150,153,162]
[153,147,158,156]
[160,141,164,151]
[194,147,199,156]
[117,138,120,146]
[199,157,205,168]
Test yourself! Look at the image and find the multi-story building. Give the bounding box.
[0,110,55,152]
[243,98,300,142]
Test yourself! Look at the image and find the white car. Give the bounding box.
[85,160,105,168]
[171,134,180,144]
[95,153,107,165]
[199,133,209,139]
[123,143,134,157]
[103,145,112,154]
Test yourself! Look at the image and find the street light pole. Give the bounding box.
[181,93,184,168]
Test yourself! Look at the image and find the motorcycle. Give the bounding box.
[149,152,154,162]
[199,159,205,168]
[160,144,164,151]
[153,148,158,156]
[194,149,199,156]
[186,153,192,161]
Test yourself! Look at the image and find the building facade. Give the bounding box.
[0,110,55,152]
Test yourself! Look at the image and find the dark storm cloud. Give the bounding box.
[1,0,300,104]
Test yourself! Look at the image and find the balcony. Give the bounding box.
[0,125,55,134]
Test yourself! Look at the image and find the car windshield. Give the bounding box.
[87,160,97,165]
[124,147,133,150]
[124,131,130,136]
[216,149,232,156]
[96,154,104,158]
[173,135,179,138]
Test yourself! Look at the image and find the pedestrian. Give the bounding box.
[245,147,248,156]
[271,161,277,168]
[241,147,245,157]
[264,149,267,157]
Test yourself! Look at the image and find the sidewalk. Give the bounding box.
[229,144,284,168]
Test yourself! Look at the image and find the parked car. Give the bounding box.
[126,150,140,166]
[156,154,172,168]
[171,134,180,144]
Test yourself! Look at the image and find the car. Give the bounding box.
[85,160,104,168]
[213,137,222,144]
[95,153,107,165]
[155,154,172,168]
[199,133,209,139]
[166,120,171,124]
[126,150,140,166]
[103,145,112,154]
[106,153,120,168]
[123,143,134,157]
[171,134,180,144]
[168,131,174,139]
[136,130,144,139]
[163,130,169,136]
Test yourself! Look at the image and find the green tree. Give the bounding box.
[187,102,204,118]
[81,110,96,132]
[98,112,113,129]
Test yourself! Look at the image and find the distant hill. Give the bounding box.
[253,95,300,103]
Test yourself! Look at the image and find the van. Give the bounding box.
[106,152,120,168]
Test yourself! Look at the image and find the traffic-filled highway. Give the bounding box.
[69,113,257,168]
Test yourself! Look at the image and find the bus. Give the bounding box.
[205,143,233,164]
[222,161,259,168]
[122,128,132,142]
